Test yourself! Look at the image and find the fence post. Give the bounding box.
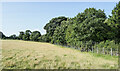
[97,47,98,54]
[92,47,93,53]
[116,47,118,56]
[103,47,104,54]
[105,48,107,55]
[111,48,112,56]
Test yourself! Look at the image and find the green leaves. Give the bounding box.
[18,30,41,42]
[44,16,68,42]
[19,31,24,40]
[108,1,120,43]
[52,21,69,45]
[23,30,32,41]
[65,8,109,47]
[30,31,41,41]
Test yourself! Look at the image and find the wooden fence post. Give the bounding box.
[97,47,98,54]
[103,47,104,54]
[92,47,93,53]
[116,47,118,56]
[111,48,112,56]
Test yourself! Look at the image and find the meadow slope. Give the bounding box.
[1,40,118,69]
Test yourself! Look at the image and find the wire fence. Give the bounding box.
[55,44,118,56]
[91,47,118,56]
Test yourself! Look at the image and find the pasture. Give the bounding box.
[1,40,118,69]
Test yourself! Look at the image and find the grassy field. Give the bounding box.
[1,40,118,69]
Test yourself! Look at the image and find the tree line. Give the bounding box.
[0,1,120,51]
[0,30,41,41]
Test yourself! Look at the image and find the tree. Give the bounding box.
[65,8,109,48]
[38,34,50,42]
[0,31,6,39]
[9,34,17,39]
[51,20,69,45]
[77,18,108,42]
[108,1,120,43]
[65,23,76,46]
[44,16,68,42]
[23,30,31,41]
[65,16,85,46]
[30,31,41,41]
[19,31,24,40]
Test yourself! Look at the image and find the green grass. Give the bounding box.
[89,52,118,60]
[1,40,118,69]
[59,45,118,60]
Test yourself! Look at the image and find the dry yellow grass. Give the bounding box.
[1,40,118,69]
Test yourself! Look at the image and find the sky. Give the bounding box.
[2,2,118,36]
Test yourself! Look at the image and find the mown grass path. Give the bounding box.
[2,40,118,69]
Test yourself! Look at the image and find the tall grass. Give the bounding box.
[2,40,118,69]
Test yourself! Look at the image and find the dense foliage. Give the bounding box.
[107,1,120,43]
[44,16,68,42]
[30,31,41,41]
[43,2,120,51]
